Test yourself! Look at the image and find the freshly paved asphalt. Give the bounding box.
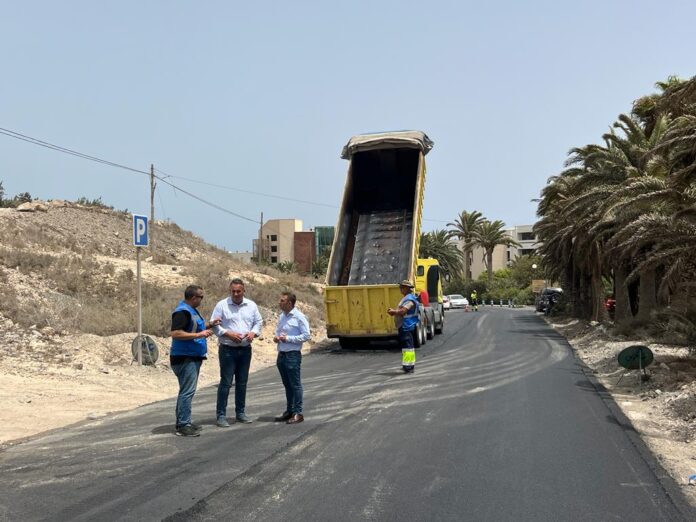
[1,307,693,521]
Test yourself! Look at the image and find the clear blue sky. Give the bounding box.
[1,1,694,251]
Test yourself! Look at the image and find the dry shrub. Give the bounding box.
[0,248,54,272]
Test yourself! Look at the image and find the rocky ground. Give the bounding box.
[550,317,696,503]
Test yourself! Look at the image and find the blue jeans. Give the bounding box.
[216,346,252,418]
[171,358,202,428]
[276,350,303,414]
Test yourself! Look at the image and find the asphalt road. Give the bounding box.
[1,307,693,521]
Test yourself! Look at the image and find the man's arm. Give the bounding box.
[251,304,263,335]
[243,304,263,342]
[387,300,415,317]
[286,314,311,344]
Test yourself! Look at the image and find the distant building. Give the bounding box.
[293,231,316,274]
[315,226,335,257]
[253,219,303,264]
[252,220,335,274]
[458,224,540,280]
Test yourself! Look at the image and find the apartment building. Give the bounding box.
[252,220,335,274]
[458,224,540,280]
[253,219,303,264]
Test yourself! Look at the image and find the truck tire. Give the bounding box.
[435,305,444,334]
[426,317,435,340]
[412,326,422,348]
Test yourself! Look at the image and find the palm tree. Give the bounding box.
[419,230,464,280]
[474,220,520,283]
[447,210,484,282]
[535,76,696,330]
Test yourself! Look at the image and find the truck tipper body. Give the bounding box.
[324,131,434,347]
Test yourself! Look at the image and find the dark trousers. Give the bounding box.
[171,358,202,428]
[276,350,303,414]
[398,327,415,349]
[216,346,252,418]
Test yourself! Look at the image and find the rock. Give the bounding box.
[40,326,56,336]
[655,389,663,395]
[16,202,49,212]
[145,256,153,262]
[114,231,120,237]
[100,367,109,374]
[87,413,102,420]
[589,321,599,327]
[73,363,84,370]
[172,266,177,271]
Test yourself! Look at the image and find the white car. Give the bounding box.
[442,295,451,310]
[448,294,469,309]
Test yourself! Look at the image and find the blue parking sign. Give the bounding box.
[133,214,149,247]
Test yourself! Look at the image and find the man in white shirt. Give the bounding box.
[273,291,311,424]
[211,278,263,427]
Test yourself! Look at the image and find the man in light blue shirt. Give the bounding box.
[273,291,311,424]
[211,278,263,427]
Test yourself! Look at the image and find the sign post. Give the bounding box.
[133,214,149,366]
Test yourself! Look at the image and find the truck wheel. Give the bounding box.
[426,319,435,340]
[412,327,422,348]
[435,305,444,334]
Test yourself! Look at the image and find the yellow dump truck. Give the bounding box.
[324,131,439,348]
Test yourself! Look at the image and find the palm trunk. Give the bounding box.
[464,244,472,282]
[614,262,632,325]
[591,271,606,323]
[635,267,658,323]
[486,250,494,283]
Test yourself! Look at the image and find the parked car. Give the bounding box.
[448,294,469,309]
[536,287,562,313]
[442,295,451,310]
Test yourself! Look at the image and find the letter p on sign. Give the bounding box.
[133,214,149,247]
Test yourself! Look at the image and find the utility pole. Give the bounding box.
[150,163,156,255]
[258,212,264,262]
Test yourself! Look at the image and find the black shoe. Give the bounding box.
[287,414,304,424]
[176,424,201,437]
[275,411,292,422]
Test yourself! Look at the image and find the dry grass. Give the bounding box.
[0,206,327,338]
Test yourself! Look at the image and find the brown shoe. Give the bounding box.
[275,411,292,422]
[286,414,304,424]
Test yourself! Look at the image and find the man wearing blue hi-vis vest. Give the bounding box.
[388,279,420,373]
[170,285,221,437]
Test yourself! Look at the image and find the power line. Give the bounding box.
[1,125,451,226]
[0,126,257,224]
[155,169,338,209]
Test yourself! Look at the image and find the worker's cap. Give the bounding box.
[399,279,415,288]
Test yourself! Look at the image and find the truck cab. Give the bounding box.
[415,258,445,338]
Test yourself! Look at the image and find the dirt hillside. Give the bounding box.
[0,201,327,446]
